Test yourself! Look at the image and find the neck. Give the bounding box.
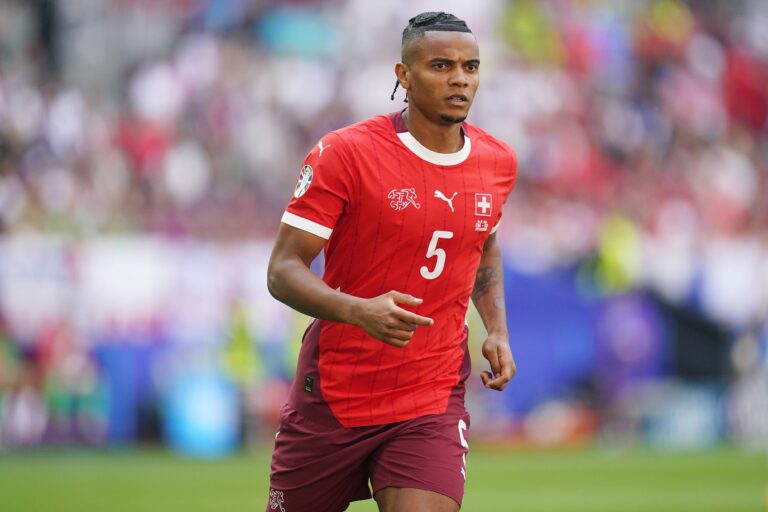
[402,106,464,153]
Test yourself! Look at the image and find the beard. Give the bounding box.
[439,114,467,124]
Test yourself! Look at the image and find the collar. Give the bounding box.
[389,110,471,166]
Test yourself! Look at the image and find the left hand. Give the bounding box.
[480,334,516,391]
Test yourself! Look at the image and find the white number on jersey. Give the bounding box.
[420,230,454,280]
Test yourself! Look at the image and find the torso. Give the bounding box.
[283,112,517,427]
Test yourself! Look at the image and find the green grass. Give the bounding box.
[0,446,764,511]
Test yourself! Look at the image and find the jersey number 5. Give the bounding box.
[420,230,454,280]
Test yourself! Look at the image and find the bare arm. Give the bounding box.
[471,233,516,390]
[267,223,433,347]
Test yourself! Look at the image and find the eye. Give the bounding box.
[433,62,448,70]
[466,63,478,72]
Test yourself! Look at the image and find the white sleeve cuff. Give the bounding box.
[281,211,333,239]
[490,220,500,234]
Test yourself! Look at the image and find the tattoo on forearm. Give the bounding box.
[472,266,498,300]
[473,266,505,311]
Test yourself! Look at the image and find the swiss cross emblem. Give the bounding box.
[475,193,492,216]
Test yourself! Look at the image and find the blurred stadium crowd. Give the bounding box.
[0,0,766,454]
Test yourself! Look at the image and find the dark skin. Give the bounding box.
[267,225,433,348]
[396,30,480,152]
[267,29,516,512]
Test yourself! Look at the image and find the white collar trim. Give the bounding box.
[396,131,471,166]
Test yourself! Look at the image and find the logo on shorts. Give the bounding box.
[269,489,286,512]
[458,419,469,480]
[388,188,421,211]
[294,165,313,198]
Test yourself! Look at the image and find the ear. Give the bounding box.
[394,62,410,90]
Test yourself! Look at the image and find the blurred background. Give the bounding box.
[0,0,766,510]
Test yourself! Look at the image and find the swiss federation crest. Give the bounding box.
[294,165,313,198]
[388,188,421,211]
[269,489,286,512]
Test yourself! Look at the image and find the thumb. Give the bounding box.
[389,291,423,306]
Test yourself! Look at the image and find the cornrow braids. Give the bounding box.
[402,11,472,44]
[391,12,473,101]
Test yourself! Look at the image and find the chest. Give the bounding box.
[350,152,503,245]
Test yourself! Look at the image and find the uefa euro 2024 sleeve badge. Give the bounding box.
[294,164,313,198]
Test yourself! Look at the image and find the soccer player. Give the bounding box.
[266,12,517,512]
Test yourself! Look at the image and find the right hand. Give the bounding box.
[351,291,433,348]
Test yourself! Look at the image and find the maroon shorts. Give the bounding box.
[266,402,470,512]
[266,321,472,512]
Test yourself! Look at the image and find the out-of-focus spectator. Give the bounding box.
[0,0,766,450]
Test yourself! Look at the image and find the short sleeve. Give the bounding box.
[490,148,518,234]
[282,133,353,239]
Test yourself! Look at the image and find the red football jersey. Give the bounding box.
[282,111,517,427]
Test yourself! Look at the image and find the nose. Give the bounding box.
[449,67,469,88]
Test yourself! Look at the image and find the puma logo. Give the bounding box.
[434,190,458,212]
[317,140,331,156]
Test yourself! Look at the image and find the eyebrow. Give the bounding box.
[428,57,481,65]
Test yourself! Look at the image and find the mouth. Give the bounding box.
[445,94,469,106]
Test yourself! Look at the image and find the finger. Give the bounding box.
[486,346,516,389]
[482,370,509,391]
[389,291,424,307]
[392,307,433,327]
[484,373,510,391]
[482,370,508,390]
[497,346,516,381]
[483,345,501,378]
[381,337,408,348]
[385,318,418,332]
[386,329,415,342]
